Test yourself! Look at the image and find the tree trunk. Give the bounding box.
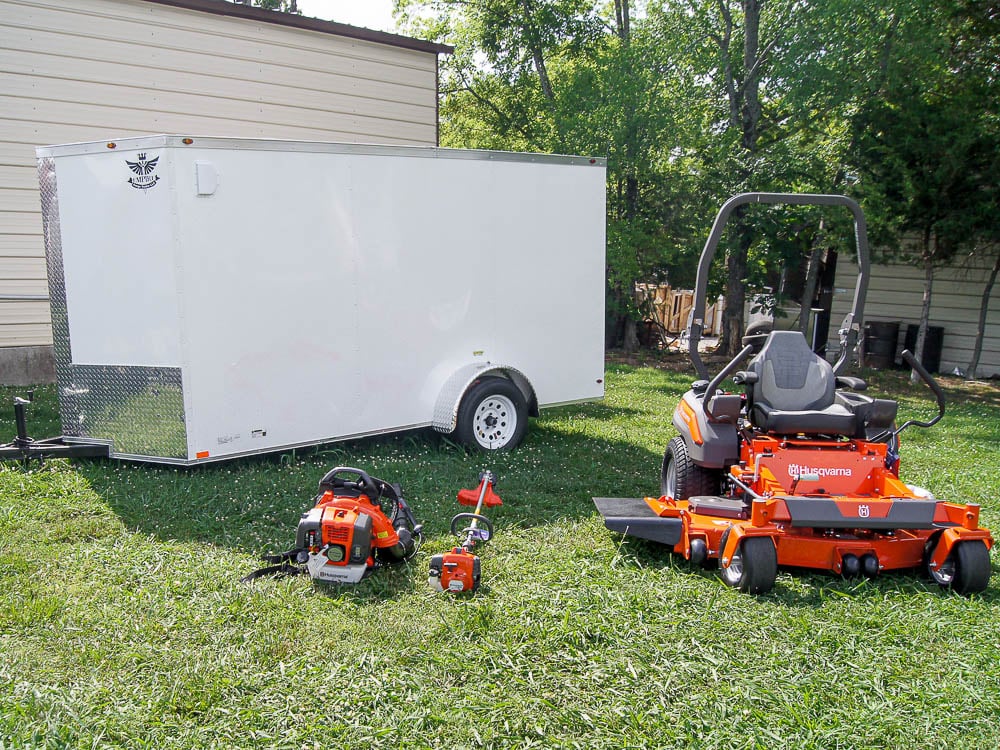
[967,247,1000,380]
[721,207,753,355]
[519,0,556,103]
[741,0,762,152]
[614,0,630,44]
[623,319,640,352]
[718,0,763,357]
[799,220,825,338]
[910,244,934,384]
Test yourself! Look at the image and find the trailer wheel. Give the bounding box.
[718,529,777,594]
[454,377,528,451]
[661,436,721,499]
[926,537,991,595]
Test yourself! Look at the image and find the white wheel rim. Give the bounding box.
[931,558,955,585]
[723,548,744,585]
[472,394,517,448]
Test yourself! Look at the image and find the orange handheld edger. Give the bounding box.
[428,471,502,593]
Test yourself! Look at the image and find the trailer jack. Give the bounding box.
[0,392,109,463]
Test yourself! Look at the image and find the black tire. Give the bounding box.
[661,435,721,499]
[718,528,777,595]
[454,377,528,451]
[927,537,991,595]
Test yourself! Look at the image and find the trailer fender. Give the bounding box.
[432,364,538,434]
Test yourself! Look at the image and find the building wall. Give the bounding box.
[828,249,1000,378]
[0,0,444,380]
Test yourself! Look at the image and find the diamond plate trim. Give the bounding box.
[38,157,76,436]
[431,363,535,433]
[65,365,187,459]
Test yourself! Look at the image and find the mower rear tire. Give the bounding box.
[454,377,528,451]
[927,538,991,595]
[718,529,777,595]
[661,436,721,500]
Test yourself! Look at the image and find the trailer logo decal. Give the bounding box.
[126,153,160,190]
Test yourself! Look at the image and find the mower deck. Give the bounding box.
[592,497,683,545]
[595,491,991,582]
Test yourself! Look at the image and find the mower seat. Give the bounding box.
[747,331,857,436]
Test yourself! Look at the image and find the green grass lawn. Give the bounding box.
[2,358,999,749]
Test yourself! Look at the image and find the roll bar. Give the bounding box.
[688,193,870,380]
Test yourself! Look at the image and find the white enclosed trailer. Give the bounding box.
[36,135,606,464]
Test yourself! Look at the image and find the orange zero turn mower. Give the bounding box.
[594,193,992,595]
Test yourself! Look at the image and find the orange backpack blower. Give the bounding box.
[428,470,502,593]
[243,467,421,584]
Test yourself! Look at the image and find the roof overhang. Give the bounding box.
[142,0,453,55]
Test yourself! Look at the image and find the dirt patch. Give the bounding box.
[607,347,733,374]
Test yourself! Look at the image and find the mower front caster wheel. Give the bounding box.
[926,538,991,595]
[718,529,777,595]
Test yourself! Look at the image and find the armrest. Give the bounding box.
[732,371,759,386]
[836,376,867,391]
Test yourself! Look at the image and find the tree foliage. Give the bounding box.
[239,0,300,13]
[849,0,1000,376]
[395,0,999,354]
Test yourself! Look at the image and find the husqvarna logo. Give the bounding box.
[858,504,871,518]
[787,464,853,478]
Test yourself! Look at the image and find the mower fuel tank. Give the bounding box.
[673,390,739,468]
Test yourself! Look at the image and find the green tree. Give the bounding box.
[397,0,695,349]
[849,0,999,380]
[645,0,905,356]
[237,0,300,13]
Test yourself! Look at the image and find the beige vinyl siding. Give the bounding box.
[829,251,1000,378]
[0,0,442,349]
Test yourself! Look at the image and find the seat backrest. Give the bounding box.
[749,330,836,412]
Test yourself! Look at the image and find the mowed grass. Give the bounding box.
[2,359,1000,749]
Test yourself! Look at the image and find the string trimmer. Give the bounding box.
[428,470,502,593]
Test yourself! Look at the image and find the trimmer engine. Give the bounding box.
[244,467,421,583]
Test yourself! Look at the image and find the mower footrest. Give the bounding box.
[593,497,683,546]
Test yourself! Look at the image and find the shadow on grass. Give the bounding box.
[72,417,665,554]
[609,532,1000,605]
[13,371,998,605]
